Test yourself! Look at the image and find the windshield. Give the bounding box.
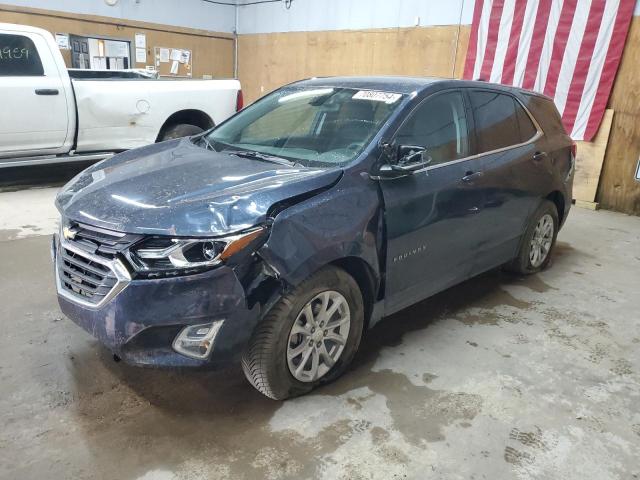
[204,87,404,168]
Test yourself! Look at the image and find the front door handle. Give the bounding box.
[35,89,59,95]
[532,151,547,161]
[461,171,483,183]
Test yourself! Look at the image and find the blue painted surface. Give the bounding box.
[3,0,236,33]
[56,138,342,237]
[237,0,475,34]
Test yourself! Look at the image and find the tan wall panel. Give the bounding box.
[574,109,614,203]
[0,4,234,79]
[597,16,640,215]
[238,25,470,104]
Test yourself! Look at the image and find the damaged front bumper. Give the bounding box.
[53,234,261,368]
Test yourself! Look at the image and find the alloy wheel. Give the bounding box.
[286,290,351,383]
[530,213,554,268]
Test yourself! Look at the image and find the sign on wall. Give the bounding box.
[55,33,70,50]
[154,46,192,77]
[135,33,146,49]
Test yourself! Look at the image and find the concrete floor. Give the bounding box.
[1,188,639,480]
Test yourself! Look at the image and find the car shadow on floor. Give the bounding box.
[58,241,580,478]
[65,240,577,421]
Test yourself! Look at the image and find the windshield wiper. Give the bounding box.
[226,150,299,167]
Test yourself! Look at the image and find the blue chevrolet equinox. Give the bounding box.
[53,77,574,399]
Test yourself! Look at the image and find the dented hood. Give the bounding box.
[56,138,342,236]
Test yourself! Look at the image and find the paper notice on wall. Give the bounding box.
[135,33,146,49]
[170,49,182,62]
[104,40,129,58]
[135,47,146,63]
[179,50,190,64]
[159,48,170,63]
[55,33,70,50]
[170,60,179,75]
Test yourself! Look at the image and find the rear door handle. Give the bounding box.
[35,89,59,95]
[532,151,547,161]
[461,171,483,183]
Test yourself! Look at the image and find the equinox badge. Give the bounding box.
[393,244,428,263]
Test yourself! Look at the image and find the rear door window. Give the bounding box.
[469,90,523,153]
[395,91,469,165]
[0,33,44,76]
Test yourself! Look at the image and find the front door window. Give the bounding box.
[395,91,469,166]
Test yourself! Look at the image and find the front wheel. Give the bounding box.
[506,200,559,274]
[241,266,364,400]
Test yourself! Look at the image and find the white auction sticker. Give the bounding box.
[353,90,402,104]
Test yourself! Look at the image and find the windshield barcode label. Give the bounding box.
[352,90,402,104]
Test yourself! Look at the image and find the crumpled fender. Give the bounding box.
[258,171,383,290]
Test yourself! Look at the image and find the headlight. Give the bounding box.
[128,226,267,277]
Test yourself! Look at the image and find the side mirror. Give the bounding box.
[373,143,432,179]
[392,145,431,173]
[397,144,429,164]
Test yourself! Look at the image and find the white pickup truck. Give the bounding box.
[0,23,242,168]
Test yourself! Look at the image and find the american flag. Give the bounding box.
[463,0,635,141]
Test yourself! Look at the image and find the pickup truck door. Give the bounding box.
[0,31,71,155]
[378,90,483,314]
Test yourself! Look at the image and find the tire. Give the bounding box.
[159,123,204,141]
[241,266,364,400]
[505,200,559,274]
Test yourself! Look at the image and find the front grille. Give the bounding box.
[59,247,118,303]
[56,221,135,307]
[70,222,141,256]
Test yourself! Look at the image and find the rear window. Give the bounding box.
[469,90,521,153]
[0,33,44,76]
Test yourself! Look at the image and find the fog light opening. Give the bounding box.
[172,320,224,360]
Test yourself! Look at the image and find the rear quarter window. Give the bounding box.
[520,94,567,136]
[515,100,538,141]
[0,33,44,76]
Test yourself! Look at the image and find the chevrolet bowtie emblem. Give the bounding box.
[62,226,78,240]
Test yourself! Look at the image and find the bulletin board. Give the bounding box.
[153,46,192,77]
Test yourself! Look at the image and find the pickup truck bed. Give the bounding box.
[72,77,240,153]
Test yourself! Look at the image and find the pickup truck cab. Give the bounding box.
[53,77,574,400]
[0,23,241,167]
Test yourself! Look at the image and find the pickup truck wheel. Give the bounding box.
[241,266,364,400]
[506,200,559,274]
[160,124,204,141]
